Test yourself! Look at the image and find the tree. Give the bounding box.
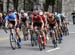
[0,0,3,12]
[13,0,18,11]
[24,0,25,11]
[44,0,56,12]
[52,0,56,12]
[7,0,10,12]
[23,0,34,11]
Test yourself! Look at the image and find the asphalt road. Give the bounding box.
[0,22,75,55]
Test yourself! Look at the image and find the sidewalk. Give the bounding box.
[69,21,73,25]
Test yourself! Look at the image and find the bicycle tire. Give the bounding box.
[10,33,16,50]
[39,43,43,51]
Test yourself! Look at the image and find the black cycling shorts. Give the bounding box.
[9,21,15,26]
[33,21,42,28]
[49,24,55,28]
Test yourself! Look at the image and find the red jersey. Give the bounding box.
[41,15,46,23]
[32,15,42,22]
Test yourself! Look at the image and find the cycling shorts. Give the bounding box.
[9,21,15,26]
[49,23,55,28]
[33,21,42,28]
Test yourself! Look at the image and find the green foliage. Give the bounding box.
[44,0,56,11]
[13,0,18,11]
[7,0,9,12]
[46,0,56,5]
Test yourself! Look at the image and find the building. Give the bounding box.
[62,0,75,20]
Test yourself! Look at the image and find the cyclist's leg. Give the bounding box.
[42,31,47,46]
[15,25,22,48]
[15,26,21,42]
[40,24,47,46]
[26,21,29,40]
[50,25,57,47]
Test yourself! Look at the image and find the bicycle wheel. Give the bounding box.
[39,43,43,51]
[50,30,57,48]
[23,28,28,41]
[31,31,37,46]
[38,35,43,51]
[10,33,16,50]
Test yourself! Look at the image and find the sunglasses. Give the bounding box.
[49,16,52,18]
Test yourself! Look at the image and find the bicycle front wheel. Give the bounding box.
[10,33,16,50]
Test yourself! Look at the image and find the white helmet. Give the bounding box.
[39,11,43,15]
[24,13,28,17]
[20,10,24,13]
[14,12,17,14]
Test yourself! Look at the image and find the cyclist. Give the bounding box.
[47,12,57,47]
[39,11,47,31]
[59,13,69,35]
[39,11,47,46]
[31,9,46,47]
[5,9,21,48]
[54,12,63,43]
[19,10,29,40]
[31,9,44,30]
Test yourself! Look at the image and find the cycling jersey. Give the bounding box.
[57,13,65,23]
[47,14,56,28]
[21,16,27,23]
[5,13,16,27]
[32,15,41,22]
[40,15,46,24]
[32,15,42,27]
[20,13,28,24]
[54,15,60,25]
[48,18,56,28]
[5,13,16,22]
[60,14,66,22]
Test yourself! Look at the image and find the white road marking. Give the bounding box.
[69,32,75,33]
[46,47,60,53]
[0,38,8,41]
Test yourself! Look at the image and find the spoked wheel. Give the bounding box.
[50,30,57,48]
[65,28,69,36]
[31,31,37,46]
[58,34,62,44]
[23,28,28,41]
[39,43,43,51]
[23,33,27,41]
[39,42,45,51]
[10,33,17,50]
[31,41,34,46]
[38,36,43,51]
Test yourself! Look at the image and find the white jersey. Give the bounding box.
[19,13,29,20]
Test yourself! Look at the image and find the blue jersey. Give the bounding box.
[5,13,16,22]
